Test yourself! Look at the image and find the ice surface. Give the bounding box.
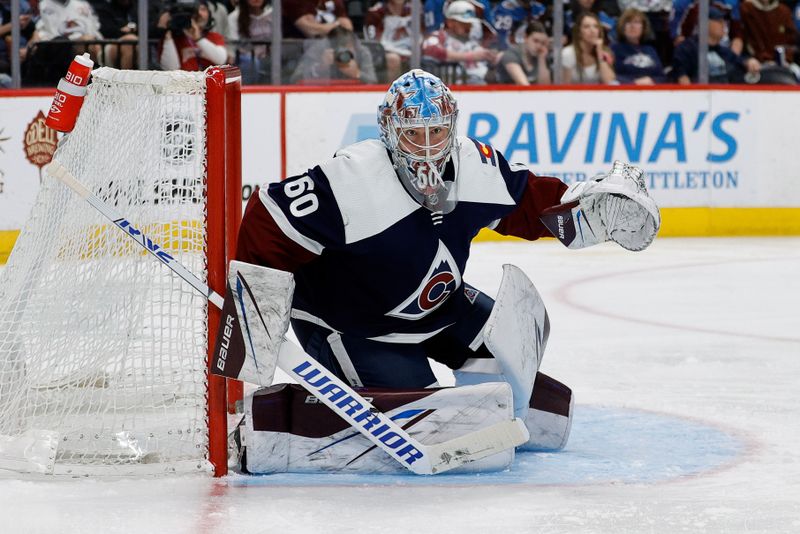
[2,237,799,533]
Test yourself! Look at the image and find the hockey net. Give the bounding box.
[0,67,241,476]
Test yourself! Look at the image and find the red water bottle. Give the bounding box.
[45,53,94,133]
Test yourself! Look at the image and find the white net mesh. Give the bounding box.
[0,68,213,475]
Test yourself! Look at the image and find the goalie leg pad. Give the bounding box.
[238,382,516,474]
[520,373,574,451]
[482,264,550,418]
[455,363,573,451]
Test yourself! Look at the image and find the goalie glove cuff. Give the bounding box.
[540,195,608,249]
[540,161,660,251]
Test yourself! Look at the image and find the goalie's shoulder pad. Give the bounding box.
[454,137,532,208]
[319,140,424,244]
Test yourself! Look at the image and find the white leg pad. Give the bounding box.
[483,264,550,417]
[238,382,517,474]
[521,391,574,451]
[518,372,574,451]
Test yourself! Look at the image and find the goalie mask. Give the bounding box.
[378,69,459,213]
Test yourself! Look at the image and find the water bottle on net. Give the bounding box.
[45,53,94,133]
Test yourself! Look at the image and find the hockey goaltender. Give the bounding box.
[216,69,660,475]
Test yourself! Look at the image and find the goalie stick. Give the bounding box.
[44,160,529,475]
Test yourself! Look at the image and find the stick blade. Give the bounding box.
[422,417,530,475]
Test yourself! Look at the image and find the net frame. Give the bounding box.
[0,66,241,477]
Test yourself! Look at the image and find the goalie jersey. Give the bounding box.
[237,137,567,342]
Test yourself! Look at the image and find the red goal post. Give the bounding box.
[206,65,243,477]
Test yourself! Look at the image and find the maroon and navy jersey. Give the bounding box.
[236,137,567,342]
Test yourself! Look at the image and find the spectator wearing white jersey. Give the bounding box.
[23,0,102,84]
[364,0,416,81]
[34,0,102,42]
[422,0,499,84]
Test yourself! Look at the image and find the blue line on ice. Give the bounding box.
[228,405,746,487]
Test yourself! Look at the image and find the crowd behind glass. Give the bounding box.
[1,0,798,88]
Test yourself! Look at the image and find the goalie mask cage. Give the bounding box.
[0,67,242,477]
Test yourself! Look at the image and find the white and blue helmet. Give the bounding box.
[378,69,459,213]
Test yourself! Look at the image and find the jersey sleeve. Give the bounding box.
[462,139,567,241]
[236,167,346,272]
[492,155,568,241]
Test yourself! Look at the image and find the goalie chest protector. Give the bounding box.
[261,138,529,340]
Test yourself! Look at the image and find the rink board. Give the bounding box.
[1,86,799,262]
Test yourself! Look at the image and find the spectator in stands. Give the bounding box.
[565,0,617,40]
[670,0,693,44]
[24,0,102,84]
[364,0,415,81]
[422,0,498,84]
[34,0,101,43]
[618,0,673,65]
[456,0,496,47]
[675,0,744,55]
[289,25,377,84]
[426,0,498,53]
[33,0,102,44]
[611,8,666,84]
[495,20,551,84]
[561,11,616,84]
[152,0,230,64]
[206,0,231,39]
[159,0,228,71]
[282,0,352,40]
[1,0,36,87]
[671,4,760,83]
[94,0,138,68]
[793,0,800,33]
[740,0,797,64]
[227,0,271,84]
[490,0,548,51]
[425,0,491,35]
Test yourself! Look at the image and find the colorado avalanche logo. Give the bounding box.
[387,241,462,320]
[463,286,479,304]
